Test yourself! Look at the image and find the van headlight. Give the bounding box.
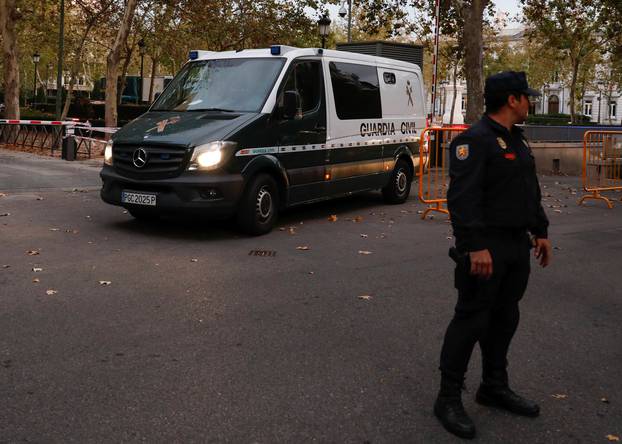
[104,141,113,165]
[188,141,237,171]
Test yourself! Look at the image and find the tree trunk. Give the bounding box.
[461,0,488,124]
[62,22,94,120]
[449,63,458,126]
[148,54,158,103]
[105,0,138,128]
[0,0,20,119]
[117,48,134,107]
[569,57,579,124]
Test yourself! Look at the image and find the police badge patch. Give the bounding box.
[456,144,469,160]
[497,137,507,149]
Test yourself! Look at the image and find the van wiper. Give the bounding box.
[190,107,237,113]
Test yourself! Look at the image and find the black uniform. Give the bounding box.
[439,114,549,384]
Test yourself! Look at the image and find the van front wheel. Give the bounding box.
[382,159,412,204]
[237,174,279,235]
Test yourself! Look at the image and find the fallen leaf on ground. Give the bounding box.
[99,281,112,286]
[0,213,10,217]
[46,289,58,295]
[85,215,91,219]
[32,267,43,272]
[308,271,315,275]
[279,227,286,231]
[360,234,368,238]
[190,258,198,262]
[36,196,44,201]
[358,250,372,255]
[328,215,338,222]
[552,394,567,399]
[0,192,6,197]
[358,295,372,300]
[27,250,40,256]
[353,216,363,223]
[601,397,610,403]
[288,227,296,235]
[2,265,9,269]
[606,435,620,442]
[296,246,310,251]
[32,278,40,283]
[49,228,60,232]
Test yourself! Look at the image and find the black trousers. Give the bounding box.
[439,231,531,384]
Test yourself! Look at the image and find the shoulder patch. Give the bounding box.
[497,137,507,150]
[456,144,469,160]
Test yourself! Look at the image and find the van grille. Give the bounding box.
[113,144,191,179]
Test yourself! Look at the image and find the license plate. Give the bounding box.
[121,190,157,206]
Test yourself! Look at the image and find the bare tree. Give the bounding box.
[411,0,493,124]
[0,0,20,119]
[62,1,114,120]
[105,0,138,128]
[522,0,620,123]
[459,0,489,123]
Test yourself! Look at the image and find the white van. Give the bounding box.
[100,45,427,234]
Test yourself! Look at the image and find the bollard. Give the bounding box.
[61,126,76,161]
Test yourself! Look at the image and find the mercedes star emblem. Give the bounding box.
[132,148,148,168]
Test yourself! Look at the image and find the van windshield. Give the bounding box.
[151,58,285,113]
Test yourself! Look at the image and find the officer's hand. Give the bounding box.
[534,238,552,267]
[469,249,493,279]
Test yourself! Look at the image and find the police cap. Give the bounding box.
[485,71,541,98]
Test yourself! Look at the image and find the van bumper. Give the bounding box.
[99,166,245,218]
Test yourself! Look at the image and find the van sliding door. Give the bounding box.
[326,61,386,196]
[273,59,327,204]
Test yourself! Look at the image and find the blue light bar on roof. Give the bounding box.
[270,45,281,56]
[189,50,199,60]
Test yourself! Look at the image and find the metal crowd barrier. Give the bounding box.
[579,130,622,208]
[418,126,467,219]
[0,119,118,160]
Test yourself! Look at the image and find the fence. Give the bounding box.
[521,125,622,142]
[418,126,467,219]
[579,130,622,208]
[0,119,117,160]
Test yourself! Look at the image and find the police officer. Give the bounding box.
[434,71,552,439]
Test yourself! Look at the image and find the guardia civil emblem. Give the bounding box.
[456,144,469,160]
[497,137,507,150]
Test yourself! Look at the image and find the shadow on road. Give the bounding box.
[107,190,400,241]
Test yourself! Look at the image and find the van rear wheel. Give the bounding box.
[237,173,279,235]
[382,159,412,204]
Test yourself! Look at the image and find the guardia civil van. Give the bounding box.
[100,45,426,235]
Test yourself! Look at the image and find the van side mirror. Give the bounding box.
[282,90,302,120]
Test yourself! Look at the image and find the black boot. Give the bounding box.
[476,368,540,417]
[434,375,476,439]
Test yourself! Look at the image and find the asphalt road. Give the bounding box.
[1,148,621,443]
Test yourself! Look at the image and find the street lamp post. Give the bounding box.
[32,52,40,107]
[138,39,146,104]
[318,14,331,49]
[338,0,352,43]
